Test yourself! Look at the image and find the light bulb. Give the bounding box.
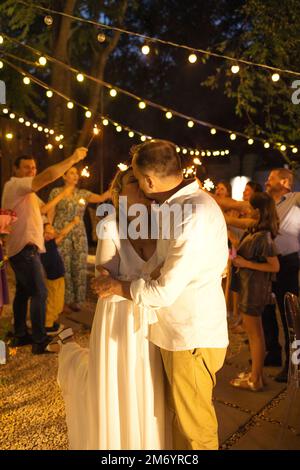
[176,147,181,153]
[187,120,194,128]
[67,101,74,109]
[44,15,53,26]
[18,117,25,123]
[102,119,109,126]
[116,126,122,132]
[165,111,173,119]
[46,90,53,98]
[141,45,150,55]
[182,148,187,154]
[201,151,206,156]
[44,128,49,133]
[140,135,146,141]
[264,142,270,148]
[2,108,8,114]
[230,133,236,140]
[49,129,54,135]
[76,73,84,82]
[55,136,60,142]
[272,73,280,82]
[292,147,298,153]
[59,134,64,140]
[231,65,240,74]
[38,126,43,132]
[138,101,146,109]
[225,150,230,155]
[85,110,92,118]
[206,151,211,156]
[210,128,217,135]
[9,113,15,119]
[0,61,3,69]
[128,131,134,138]
[5,133,13,140]
[25,121,31,127]
[248,138,254,145]
[0,35,3,44]
[39,56,47,66]
[195,150,200,156]
[221,151,225,155]
[188,53,197,64]
[110,89,117,97]
[59,144,64,149]
[33,123,38,128]
[23,76,30,85]
[97,33,106,43]
[280,144,286,151]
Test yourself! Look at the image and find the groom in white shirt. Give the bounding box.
[94,140,228,450]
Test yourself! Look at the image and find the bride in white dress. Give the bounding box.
[56,168,167,450]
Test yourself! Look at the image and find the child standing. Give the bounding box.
[230,192,280,391]
[41,217,80,334]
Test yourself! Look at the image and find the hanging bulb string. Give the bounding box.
[0,37,288,146]
[15,0,300,77]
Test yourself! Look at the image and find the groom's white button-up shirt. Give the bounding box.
[130,181,229,351]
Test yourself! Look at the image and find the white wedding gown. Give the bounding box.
[57,215,167,450]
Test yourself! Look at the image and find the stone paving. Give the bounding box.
[0,261,300,450]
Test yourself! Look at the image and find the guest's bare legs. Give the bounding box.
[242,314,265,384]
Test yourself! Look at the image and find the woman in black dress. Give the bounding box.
[230,193,280,391]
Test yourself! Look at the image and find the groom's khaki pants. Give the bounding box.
[160,347,226,450]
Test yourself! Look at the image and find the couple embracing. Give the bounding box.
[53,140,229,450]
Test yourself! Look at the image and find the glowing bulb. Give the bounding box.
[195,150,200,156]
[45,144,53,150]
[2,108,8,114]
[44,15,53,26]
[67,101,74,109]
[140,135,146,141]
[33,123,38,128]
[138,101,146,109]
[25,121,31,127]
[190,151,194,155]
[187,120,194,128]
[221,151,225,155]
[110,89,117,97]
[46,90,53,98]
[210,128,217,135]
[97,33,106,43]
[165,111,173,119]
[0,61,3,69]
[44,128,49,133]
[272,73,280,82]
[23,76,30,85]
[39,56,47,66]
[280,144,286,151]
[5,133,13,140]
[0,35,3,44]
[85,110,92,118]
[55,136,60,142]
[141,45,150,55]
[9,113,15,119]
[231,65,240,74]
[182,148,187,154]
[118,163,129,172]
[76,73,84,82]
[49,129,54,135]
[128,131,134,138]
[59,144,64,149]
[230,133,236,140]
[248,138,254,145]
[18,117,25,123]
[225,150,230,155]
[176,147,181,153]
[188,53,197,64]
[206,151,211,156]
[201,151,206,156]
[38,126,43,132]
[292,147,298,153]
[264,142,270,148]
[116,126,122,132]
[59,134,64,140]
[102,119,109,126]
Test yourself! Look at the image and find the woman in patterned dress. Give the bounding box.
[48,167,110,312]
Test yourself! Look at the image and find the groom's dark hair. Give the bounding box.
[131,139,182,177]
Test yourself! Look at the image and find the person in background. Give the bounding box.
[243,181,263,203]
[230,192,279,391]
[41,217,80,335]
[48,167,111,313]
[1,148,88,354]
[215,181,232,199]
[0,210,17,317]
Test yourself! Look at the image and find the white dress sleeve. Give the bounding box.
[95,216,120,277]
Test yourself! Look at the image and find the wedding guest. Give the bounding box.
[0,210,17,316]
[1,148,88,354]
[48,167,110,313]
[230,193,279,391]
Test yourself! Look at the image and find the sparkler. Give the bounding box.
[87,126,100,148]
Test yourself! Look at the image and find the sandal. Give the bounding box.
[230,373,264,392]
[237,371,267,386]
[46,328,74,353]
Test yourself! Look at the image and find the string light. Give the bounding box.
[46,90,53,98]
[76,73,84,82]
[110,88,117,97]
[272,73,280,82]
[182,148,187,154]
[116,125,122,132]
[230,133,236,140]
[141,45,150,55]
[187,120,194,128]
[188,53,197,64]
[38,56,47,66]
[2,108,8,114]
[25,121,31,126]
[176,147,180,153]
[5,133,13,139]
[0,35,4,44]
[45,143,53,150]
[38,126,43,131]
[210,128,217,135]
[292,147,298,153]
[248,138,254,145]
[67,101,74,109]
[280,144,286,151]
[18,117,25,123]
[128,131,134,138]
[231,65,240,74]
[138,101,146,109]
[33,123,38,128]
[102,119,109,126]
[225,150,230,155]
[44,15,53,26]
[23,76,30,85]
[97,32,106,43]
[59,144,64,149]
[264,142,270,148]
[140,135,146,141]
[85,110,92,118]
[0,61,3,69]
[165,111,173,119]
[44,127,49,133]
[9,113,15,119]
[49,129,54,134]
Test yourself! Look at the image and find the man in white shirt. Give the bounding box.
[93,140,229,450]
[2,147,87,354]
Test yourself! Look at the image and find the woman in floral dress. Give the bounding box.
[48,167,110,312]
